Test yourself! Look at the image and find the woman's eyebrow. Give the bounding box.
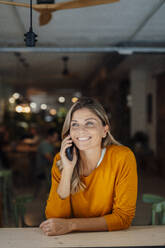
[85,118,97,121]
[71,118,97,123]
[71,120,78,122]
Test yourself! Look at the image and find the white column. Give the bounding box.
[130,69,157,153]
[130,69,147,136]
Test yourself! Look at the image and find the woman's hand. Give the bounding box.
[40,218,72,236]
[57,135,78,199]
[60,135,77,171]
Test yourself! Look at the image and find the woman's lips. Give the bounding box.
[77,137,91,141]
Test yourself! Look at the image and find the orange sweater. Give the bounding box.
[45,145,138,231]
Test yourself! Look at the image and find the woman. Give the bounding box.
[40,97,138,236]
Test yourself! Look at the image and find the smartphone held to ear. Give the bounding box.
[66,145,74,161]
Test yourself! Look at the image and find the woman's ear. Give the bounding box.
[103,125,109,138]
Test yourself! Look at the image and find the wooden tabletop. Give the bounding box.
[0,226,165,248]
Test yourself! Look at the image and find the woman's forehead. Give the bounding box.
[71,107,99,121]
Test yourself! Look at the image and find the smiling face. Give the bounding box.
[70,108,109,151]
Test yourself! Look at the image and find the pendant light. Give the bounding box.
[24,0,38,47]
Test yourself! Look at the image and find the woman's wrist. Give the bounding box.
[68,219,77,232]
[62,165,74,178]
[57,166,74,199]
[68,217,108,233]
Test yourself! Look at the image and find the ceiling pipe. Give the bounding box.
[0,46,165,54]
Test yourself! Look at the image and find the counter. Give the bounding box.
[0,226,165,248]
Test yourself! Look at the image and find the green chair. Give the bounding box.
[152,201,165,225]
[0,170,12,225]
[0,169,34,227]
[13,194,34,227]
[142,193,165,225]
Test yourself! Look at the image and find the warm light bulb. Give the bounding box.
[24,106,31,113]
[72,97,78,103]
[49,109,56,115]
[15,105,23,113]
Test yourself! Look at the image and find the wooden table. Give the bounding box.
[0,226,165,248]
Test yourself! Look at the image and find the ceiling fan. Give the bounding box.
[40,56,78,80]
[61,56,79,79]
[0,0,119,26]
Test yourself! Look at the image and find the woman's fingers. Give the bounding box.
[72,146,78,163]
[40,218,71,236]
[61,136,72,152]
[40,220,52,236]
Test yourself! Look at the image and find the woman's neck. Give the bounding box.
[79,147,102,176]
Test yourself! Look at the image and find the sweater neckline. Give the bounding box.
[82,147,107,179]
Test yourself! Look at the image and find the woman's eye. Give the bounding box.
[86,122,94,127]
[71,123,79,127]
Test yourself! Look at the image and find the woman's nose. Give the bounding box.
[77,125,87,132]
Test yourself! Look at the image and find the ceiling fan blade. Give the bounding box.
[49,0,120,11]
[0,0,119,26]
[0,0,30,8]
[39,11,52,25]
[0,0,119,11]
[0,1,52,11]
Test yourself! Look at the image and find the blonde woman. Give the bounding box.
[40,97,138,236]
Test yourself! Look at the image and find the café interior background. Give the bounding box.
[0,0,165,227]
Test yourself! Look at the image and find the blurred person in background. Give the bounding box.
[23,126,41,146]
[35,128,59,192]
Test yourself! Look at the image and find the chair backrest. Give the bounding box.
[142,193,165,204]
[152,200,165,225]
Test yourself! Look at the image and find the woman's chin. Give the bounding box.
[76,144,90,151]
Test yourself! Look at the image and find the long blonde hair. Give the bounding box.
[57,97,120,194]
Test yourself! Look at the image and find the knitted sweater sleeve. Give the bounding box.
[104,149,138,231]
[45,154,71,219]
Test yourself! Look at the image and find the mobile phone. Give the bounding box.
[66,144,74,161]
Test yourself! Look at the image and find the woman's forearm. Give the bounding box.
[69,216,108,232]
[57,168,73,199]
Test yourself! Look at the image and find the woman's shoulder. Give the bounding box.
[105,145,136,171]
[106,144,135,159]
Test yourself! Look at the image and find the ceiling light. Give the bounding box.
[58,96,65,103]
[30,102,37,109]
[9,97,15,104]
[13,93,20,99]
[24,0,37,47]
[41,104,47,110]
